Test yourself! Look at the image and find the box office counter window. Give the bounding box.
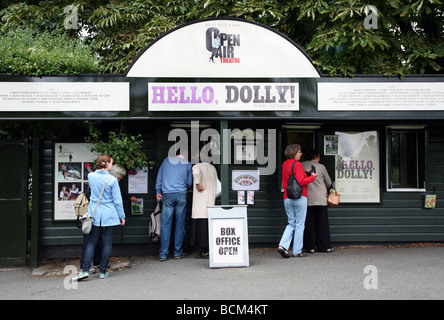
[386,126,426,191]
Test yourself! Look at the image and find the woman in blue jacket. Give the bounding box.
[75,154,125,280]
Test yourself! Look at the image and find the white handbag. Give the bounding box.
[216,179,222,198]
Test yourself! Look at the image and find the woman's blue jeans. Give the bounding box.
[160,193,187,259]
[279,196,308,255]
[82,225,115,274]
[80,232,102,270]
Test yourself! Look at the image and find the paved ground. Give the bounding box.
[1,244,443,303]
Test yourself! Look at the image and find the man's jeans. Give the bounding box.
[160,193,187,259]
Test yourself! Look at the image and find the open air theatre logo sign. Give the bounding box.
[206,27,240,64]
[145,20,316,111]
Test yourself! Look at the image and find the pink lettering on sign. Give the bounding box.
[151,86,215,104]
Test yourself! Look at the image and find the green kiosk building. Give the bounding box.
[1,18,443,266]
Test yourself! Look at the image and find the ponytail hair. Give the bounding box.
[96,154,112,170]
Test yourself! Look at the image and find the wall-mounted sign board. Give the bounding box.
[0,82,129,112]
[318,82,444,111]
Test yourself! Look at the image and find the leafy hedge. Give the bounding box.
[0,29,102,76]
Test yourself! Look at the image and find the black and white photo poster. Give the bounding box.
[54,143,98,220]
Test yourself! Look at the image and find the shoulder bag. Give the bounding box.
[81,175,111,234]
[327,188,341,208]
[216,178,222,198]
[286,161,303,199]
[148,201,161,242]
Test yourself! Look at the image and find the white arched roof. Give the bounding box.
[126,18,320,78]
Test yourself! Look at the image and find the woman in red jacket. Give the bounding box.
[278,144,317,258]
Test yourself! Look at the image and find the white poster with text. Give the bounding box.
[335,131,380,203]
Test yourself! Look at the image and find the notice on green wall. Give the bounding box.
[54,143,98,221]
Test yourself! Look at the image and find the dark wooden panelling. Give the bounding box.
[38,124,444,255]
[38,124,157,247]
[242,125,444,243]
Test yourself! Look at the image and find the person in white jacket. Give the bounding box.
[191,157,218,258]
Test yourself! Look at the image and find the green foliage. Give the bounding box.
[0,0,443,76]
[0,28,102,76]
[85,122,149,172]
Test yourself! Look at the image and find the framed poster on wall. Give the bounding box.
[335,131,380,203]
[324,135,339,155]
[54,143,98,221]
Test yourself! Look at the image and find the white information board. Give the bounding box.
[208,205,249,268]
[318,82,444,111]
[0,82,129,112]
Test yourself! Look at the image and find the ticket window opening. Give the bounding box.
[284,131,314,161]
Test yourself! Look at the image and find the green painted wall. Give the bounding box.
[37,122,444,254]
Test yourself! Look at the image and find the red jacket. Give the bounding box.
[282,159,315,199]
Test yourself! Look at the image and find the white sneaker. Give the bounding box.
[73,272,89,281]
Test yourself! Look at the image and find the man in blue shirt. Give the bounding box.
[155,151,192,261]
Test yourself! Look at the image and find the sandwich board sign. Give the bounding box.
[208,205,249,268]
